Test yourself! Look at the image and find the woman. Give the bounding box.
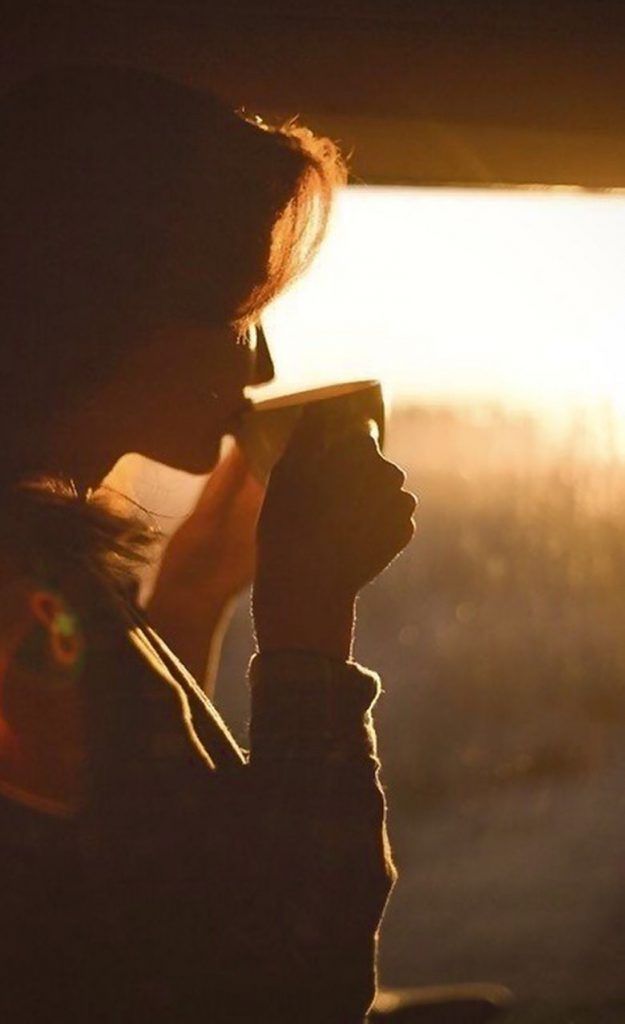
[0,65,416,1022]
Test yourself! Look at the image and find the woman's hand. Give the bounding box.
[253,409,417,660]
[147,442,265,687]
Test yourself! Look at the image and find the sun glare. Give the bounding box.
[262,186,625,439]
[108,185,625,516]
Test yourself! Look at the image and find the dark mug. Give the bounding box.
[235,379,385,482]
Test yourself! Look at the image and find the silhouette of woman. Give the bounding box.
[0,65,416,1022]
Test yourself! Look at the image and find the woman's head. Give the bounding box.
[0,64,346,477]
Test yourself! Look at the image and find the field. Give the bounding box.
[215,403,625,1016]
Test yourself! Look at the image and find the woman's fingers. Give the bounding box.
[257,418,418,601]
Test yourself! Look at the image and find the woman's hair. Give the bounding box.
[0,476,158,629]
[2,476,155,576]
[0,64,346,425]
[0,65,347,597]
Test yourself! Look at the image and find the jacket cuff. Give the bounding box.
[248,650,381,762]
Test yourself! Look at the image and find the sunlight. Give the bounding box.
[261,186,625,441]
[108,185,625,516]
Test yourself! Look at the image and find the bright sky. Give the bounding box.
[261,186,625,424]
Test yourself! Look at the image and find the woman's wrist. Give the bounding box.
[252,590,356,661]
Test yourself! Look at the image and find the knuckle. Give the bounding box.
[398,516,416,547]
[401,489,418,515]
[350,430,379,453]
[334,430,380,468]
[385,461,407,488]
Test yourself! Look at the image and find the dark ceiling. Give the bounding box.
[4,1,625,187]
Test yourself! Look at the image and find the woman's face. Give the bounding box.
[97,321,275,474]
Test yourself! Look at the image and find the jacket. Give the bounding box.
[0,594,396,1023]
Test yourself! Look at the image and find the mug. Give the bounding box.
[235,379,385,482]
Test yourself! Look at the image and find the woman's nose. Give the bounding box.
[250,323,275,386]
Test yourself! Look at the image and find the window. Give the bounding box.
[111,185,625,1008]
[229,186,625,1006]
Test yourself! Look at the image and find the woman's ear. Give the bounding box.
[28,590,85,673]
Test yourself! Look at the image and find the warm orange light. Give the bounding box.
[262,185,625,445]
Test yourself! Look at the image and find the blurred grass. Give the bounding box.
[216,402,625,1003]
[356,404,625,808]
[218,400,625,803]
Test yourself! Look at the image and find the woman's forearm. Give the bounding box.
[145,589,236,694]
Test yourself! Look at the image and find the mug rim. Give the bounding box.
[246,379,381,413]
